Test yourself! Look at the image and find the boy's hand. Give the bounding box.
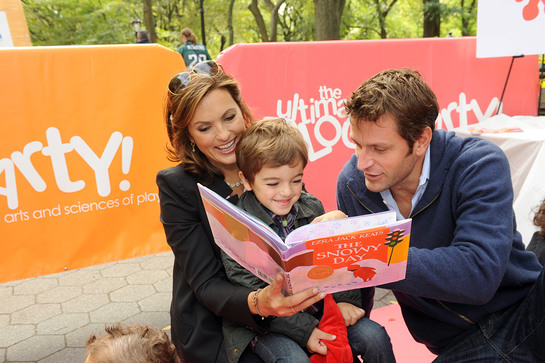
[312,210,347,223]
[337,302,365,326]
[307,327,335,355]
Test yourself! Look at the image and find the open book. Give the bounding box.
[198,183,411,295]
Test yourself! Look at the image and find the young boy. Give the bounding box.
[220,118,394,363]
[85,324,179,363]
[527,198,545,265]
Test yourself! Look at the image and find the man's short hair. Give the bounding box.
[345,68,439,150]
[236,118,308,184]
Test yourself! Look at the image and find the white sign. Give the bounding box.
[0,11,14,47]
[477,0,545,58]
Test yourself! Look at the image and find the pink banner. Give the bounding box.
[218,37,539,211]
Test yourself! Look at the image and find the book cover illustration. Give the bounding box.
[198,183,410,294]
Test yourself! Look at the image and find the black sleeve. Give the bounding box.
[157,167,265,330]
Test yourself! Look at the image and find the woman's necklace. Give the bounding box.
[225,179,243,188]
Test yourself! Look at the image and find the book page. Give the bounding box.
[283,218,411,294]
[199,184,410,295]
[284,210,397,246]
[198,184,287,251]
[198,184,288,285]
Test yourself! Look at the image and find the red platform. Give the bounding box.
[371,304,437,363]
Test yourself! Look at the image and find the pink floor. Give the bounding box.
[371,304,437,363]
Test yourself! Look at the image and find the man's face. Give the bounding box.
[349,114,425,194]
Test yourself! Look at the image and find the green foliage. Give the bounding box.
[151,0,262,57]
[21,0,478,56]
[343,0,421,40]
[440,0,478,37]
[278,0,315,41]
[22,0,141,45]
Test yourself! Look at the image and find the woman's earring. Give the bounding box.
[191,142,196,152]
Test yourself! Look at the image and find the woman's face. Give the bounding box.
[188,88,246,173]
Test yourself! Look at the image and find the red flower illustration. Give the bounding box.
[516,0,545,21]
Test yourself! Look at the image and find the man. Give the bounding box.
[136,30,151,43]
[336,68,544,360]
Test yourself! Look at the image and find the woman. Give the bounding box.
[176,27,212,69]
[156,61,327,362]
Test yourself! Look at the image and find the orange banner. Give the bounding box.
[0,0,31,46]
[0,45,184,282]
[1,38,539,282]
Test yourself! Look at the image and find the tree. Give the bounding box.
[459,0,477,36]
[228,0,236,45]
[21,0,139,45]
[314,0,345,40]
[431,0,478,37]
[277,0,315,41]
[342,0,409,40]
[373,0,399,39]
[21,0,478,55]
[423,0,440,37]
[248,0,286,42]
[142,0,157,42]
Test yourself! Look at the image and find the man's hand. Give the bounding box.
[312,210,347,223]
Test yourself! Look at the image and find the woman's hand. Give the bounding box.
[249,274,326,317]
[337,302,365,326]
[312,210,347,223]
[306,327,335,355]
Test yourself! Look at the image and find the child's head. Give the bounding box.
[85,324,178,363]
[236,118,308,217]
[534,199,545,237]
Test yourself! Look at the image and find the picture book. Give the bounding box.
[198,183,411,295]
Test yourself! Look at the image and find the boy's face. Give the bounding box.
[241,160,304,217]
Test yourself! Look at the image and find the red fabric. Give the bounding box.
[309,294,353,363]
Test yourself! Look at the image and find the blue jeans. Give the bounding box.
[249,317,394,363]
[253,332,309,362]
[348,317,395,363]
[217,339,263,363]
[434,267,545,362]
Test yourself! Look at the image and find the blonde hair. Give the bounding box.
[165,70,253,183]
[236,118,308,184]
[85,324,178,363]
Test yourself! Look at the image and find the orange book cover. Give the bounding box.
[199,184,410,294]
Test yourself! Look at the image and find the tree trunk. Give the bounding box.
[314,0,346,40]
[142,0,157,42]
[249,0,270,42]
[373,0,398,39]
[423,0,440,37]
[248,0,286,42]
[228,0,235,45]
[267,0,286,42]
[460,0,476,36]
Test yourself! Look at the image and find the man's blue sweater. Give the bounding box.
[337,129,542,354]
